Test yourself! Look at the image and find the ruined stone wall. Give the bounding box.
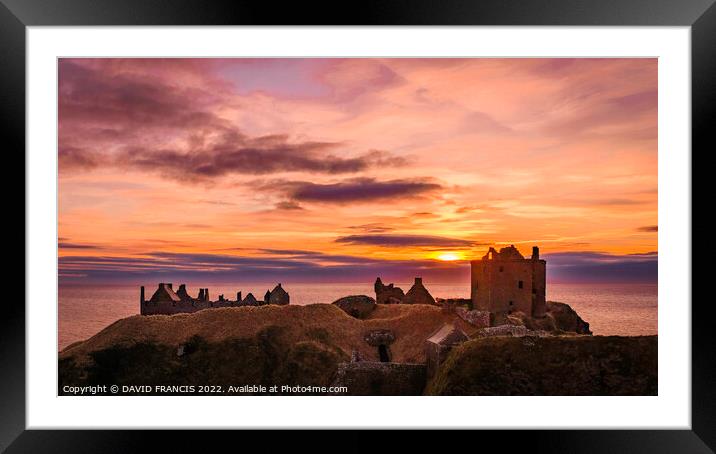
[470,261,487,310]
[331,362,427,395]
[531,260,547,317]
[473,324,551,338]
[141,298,276,315]
[471,260,534,321]
[375,279,405,304]
[454,307,491,328]
[140,282,290,315]
[140,300,211,315]
[437,298,471,314]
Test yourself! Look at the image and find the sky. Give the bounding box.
[58,58,658,285]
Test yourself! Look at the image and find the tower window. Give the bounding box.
[518,280,523,289]
[499,266,504,272]
[509,301,513,306]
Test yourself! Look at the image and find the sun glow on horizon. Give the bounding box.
[436,252,461,261]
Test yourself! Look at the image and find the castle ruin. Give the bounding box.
[140,282,290,315]
[139,245,547,325]
[470,245,546,322]
[374,277,435,305]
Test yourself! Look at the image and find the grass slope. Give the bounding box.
[59,303,476,393]
[425,335,657,395]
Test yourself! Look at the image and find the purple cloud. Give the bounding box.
[274,201,304,210]
[637,225,658,232]
[62,137,405,180]
[271,178,441,204]
[335,234,475,247]
[58,59,407,181]
[58,242,101,250]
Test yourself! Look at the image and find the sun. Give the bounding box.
[436,252,461,261]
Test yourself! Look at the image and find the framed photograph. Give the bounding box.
[5,0,711,451]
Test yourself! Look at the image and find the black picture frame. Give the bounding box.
[3,0,711,451]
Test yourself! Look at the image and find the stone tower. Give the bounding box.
[470,245,546,321]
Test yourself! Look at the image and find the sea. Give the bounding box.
[58,282,657,351]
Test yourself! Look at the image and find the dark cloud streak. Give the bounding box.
[335,234,475,247]
[271,178,441,204]
[58,242,101,250]
[637,225,658,232]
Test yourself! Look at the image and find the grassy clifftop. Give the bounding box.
[59,303,656,396]
[59,303,478,394]
[425,335,657,395]
[61,303,478,364]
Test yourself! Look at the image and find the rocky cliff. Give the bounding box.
[506,301,592,334]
